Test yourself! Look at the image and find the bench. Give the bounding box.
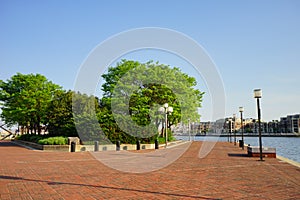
[247,146,276,158]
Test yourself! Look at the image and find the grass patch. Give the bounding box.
[37,136,68,145]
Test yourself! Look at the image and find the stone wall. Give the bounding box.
[13,140,156,152]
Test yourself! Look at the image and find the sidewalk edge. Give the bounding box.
[277,155,300,168]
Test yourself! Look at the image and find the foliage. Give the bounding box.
[0,73,61,134]
[99,60,204,143]
[15,134,43,143]
[46,90,77,136]
[47,90,106,140]
[15,134,68,145]
[157,130,176,144]
[1,60,204,144]
[72,92,111,143]
[37,136,68,145]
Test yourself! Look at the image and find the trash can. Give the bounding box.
[239,140,244,148]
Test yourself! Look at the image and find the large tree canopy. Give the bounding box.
[0,73,61,134]
[100,60,204,141]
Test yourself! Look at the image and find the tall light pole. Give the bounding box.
[188,119,191,141]
[254,89,263,161]
[239,106,244,150]
[233,114,236,145]
[226,121,229,142]
[228,118,232,143]
[158,103,173,147]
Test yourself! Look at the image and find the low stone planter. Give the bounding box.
[13,140,70,152]
[43,145,70,152]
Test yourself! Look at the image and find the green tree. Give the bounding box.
[100,60,204,142]
[47,90,107,142]
[0,73,61,134]
[72,92,107,143]
[46,90,77,136]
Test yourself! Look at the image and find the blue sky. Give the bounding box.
[1,0,299,121]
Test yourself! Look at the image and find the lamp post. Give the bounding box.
[188,119,191,141]
[228,118,232,143]
[158,103,173,147]
[233,114,236,145]
[254,89,263,161]
[239,106,244,150]
[226,121,229,142]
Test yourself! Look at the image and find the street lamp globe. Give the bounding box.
[167,107,173,113]
[254,89,262,98]
[158,107,165,113]
[239,106,244,113]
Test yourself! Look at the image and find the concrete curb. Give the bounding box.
[165,140,190,149]
[277,155,300,168]
[158,140,190,149]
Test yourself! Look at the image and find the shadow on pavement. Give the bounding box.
[227,153,249,157]
[0,175,221,200]
[0,141,19,147]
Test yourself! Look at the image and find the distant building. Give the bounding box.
[279,114,300,133]
[267,120,280,133]
[198,122,212,134]
[220,117,255,133]
[173,113,300,135]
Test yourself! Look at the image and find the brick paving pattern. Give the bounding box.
[0,140,299,199]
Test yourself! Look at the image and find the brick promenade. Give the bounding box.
[0,141,299,199]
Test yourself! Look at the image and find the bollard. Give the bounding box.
[116,140,120,151]
[136,140,140,150]
[70,141,76,152]
[239,140,244,148]
[155,139,159,149]
[94,141,99,152]
[247,144,251,157]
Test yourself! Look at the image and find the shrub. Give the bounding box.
[37,136,68,145]
[16,134,68,145]
[15,134,43,143]
[156,130,175,144]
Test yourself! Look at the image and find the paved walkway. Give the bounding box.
[0,140,299,199]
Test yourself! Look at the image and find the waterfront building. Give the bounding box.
[174,113,300,136]
[279,114,300,133]
[212,119,225,133]
[267,120,280,133]
[198,122,210,134]
[220,117,255,134]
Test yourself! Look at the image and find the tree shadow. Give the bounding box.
[0,175,221,200]
[0,141,19,147]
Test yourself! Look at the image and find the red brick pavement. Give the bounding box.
[0,140,299,199]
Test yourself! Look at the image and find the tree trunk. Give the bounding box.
[37,117,41,135]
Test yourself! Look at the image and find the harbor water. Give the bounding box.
[176,135,300,163]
